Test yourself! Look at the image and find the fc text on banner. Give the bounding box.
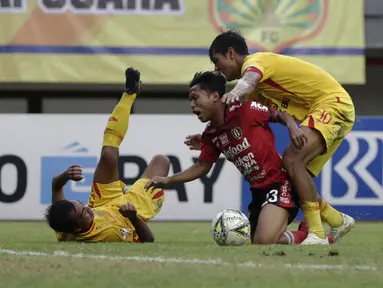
[0,0,365,84]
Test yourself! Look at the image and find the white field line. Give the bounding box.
[0,248,377,271]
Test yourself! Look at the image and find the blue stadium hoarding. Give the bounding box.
[241,117,383,220]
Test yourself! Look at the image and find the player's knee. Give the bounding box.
[144,154,170,178]
[100,146,119,168]
[253,233,277,245]
[152,154,170,166]
[152,154,170,172]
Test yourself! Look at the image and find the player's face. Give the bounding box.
[189,85,219,123]
[70,200,94,233]
[211,51,239,82]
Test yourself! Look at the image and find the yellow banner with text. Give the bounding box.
[0,0,365,84]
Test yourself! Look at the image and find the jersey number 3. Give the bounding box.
[262,189,278,207]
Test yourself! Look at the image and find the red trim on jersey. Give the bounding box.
[152,190,164,200]
[264,79,297,96]
[93,182,102,199]
[79,222,96,236]
[308,115,315,128]
[336,96,340,103]
[268,106,277,119]
[133,233,141,243]
[244,66,263,79]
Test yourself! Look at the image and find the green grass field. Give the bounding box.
[0,221,381,288]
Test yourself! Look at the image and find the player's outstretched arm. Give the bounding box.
[119,203,154,243]
[169,161,212,183]
[272,111,308,150]
[145,161,213,190]
[51,164,84,204]
[221,71,261,104]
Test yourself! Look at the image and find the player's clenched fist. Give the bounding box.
[65,164,84,182]
[184,134,202,150]
[144,176,170,191]
[119,203,137,219]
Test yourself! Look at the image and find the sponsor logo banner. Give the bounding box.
[0,115,241,220]
[0,0,364,84]
[242,117,383,220]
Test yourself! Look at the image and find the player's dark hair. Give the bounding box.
[209,30,249,61]
[44,200,77,233]
[189,71,227,97]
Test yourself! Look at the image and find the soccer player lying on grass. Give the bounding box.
[145,71,332,245]
[186,30,355,245]
[45,68,169,243]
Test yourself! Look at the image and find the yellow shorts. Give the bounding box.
[300,97,355,177]
[87,178,165,221]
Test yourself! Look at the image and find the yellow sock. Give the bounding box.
[320,199,343,228]
[301,201,326,239]
[103,92,136,148]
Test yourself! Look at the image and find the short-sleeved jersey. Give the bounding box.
[56,180,140,243]
[56,205,139,243]
[78,206,139,243]
[242,52,351,122]
[198,101,288,189]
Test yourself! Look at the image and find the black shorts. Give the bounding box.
[247,180,299,238]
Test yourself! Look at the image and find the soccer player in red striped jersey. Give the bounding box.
[146,71,332,245]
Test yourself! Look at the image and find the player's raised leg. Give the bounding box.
[87,68,141,209]
[282,126,329,244]
[92,67,140,185]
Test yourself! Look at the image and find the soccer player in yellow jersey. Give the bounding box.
[45,68,170,243]
[186,31,355,245]
[209,30,356,245]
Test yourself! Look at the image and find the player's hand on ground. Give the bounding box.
[221,92,239,104]
[289,127,308,150]
[184,134,202,150]
[144,176,170,191]
[119,203,137,219]
[125,67,141,94]
[65,164,84,182]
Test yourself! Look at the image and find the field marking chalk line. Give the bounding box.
[0,248,377,271]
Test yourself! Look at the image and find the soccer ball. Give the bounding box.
[211,209,251,246]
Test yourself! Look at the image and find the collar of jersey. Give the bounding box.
[78,222,96,236]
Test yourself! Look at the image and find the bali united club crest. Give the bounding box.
[209,0,328,53]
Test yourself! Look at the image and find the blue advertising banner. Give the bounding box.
[241,117,383,220]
